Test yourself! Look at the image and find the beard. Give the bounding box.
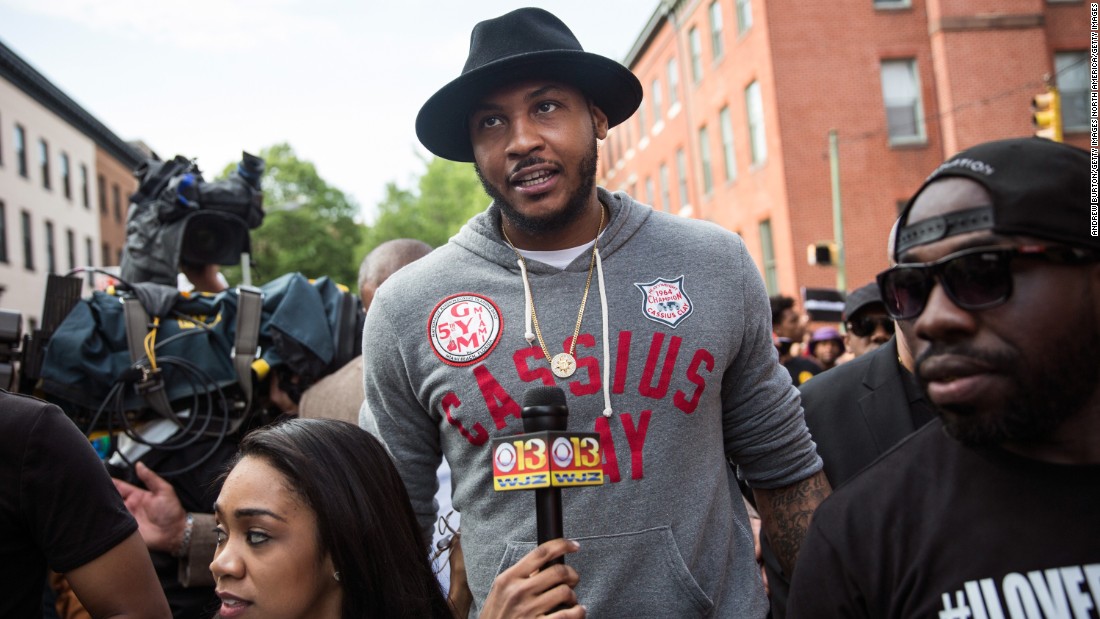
[917,330,1100,448]
[474,135,599,237]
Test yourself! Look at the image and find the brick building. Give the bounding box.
[0,38,142,331]
[600,0,1089,303]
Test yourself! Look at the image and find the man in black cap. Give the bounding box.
[842,282,893,358]
[362,8,829,617]
[788,138,1100,617]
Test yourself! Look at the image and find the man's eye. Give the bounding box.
[480,116,503,128]
[246,531,270,545]
[213,527,227,545]
[537,102,559,113]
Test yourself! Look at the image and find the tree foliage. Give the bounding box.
[361,156,488,255]
[220,143,364,286]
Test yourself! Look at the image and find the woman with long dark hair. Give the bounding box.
[209,418,582,619]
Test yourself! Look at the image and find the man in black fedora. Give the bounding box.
[361,8,829,616]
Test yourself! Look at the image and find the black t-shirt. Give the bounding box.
[788,420,1100,618]
[0,390,137,618]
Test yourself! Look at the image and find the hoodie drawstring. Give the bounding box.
[595,246,612,418]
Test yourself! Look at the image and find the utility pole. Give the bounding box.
[828,129,846,293]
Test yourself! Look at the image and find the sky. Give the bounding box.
[0,1,656,222]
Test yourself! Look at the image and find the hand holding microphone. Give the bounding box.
[480,538,586,619]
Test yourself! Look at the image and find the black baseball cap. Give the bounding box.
[843,282,885,322]
[894,138,1093,259]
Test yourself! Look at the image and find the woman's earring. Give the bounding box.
[334,571,341,582]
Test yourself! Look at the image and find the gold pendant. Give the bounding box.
[551,352,577,378]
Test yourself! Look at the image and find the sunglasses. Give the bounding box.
[846,315,894,337]
[876,244,1099,320]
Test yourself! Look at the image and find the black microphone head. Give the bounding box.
[522,386,568,432]
[523,386,566,408]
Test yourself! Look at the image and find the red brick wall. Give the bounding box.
[95,148,136,267]
[601,0,1087,299]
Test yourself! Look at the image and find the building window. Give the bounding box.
[874,0,911,9]
[645,177,656,209]
[61,152,72,200]
[638,100,648,142]
[746,81,767,165]
[676,148,690,210]
[659,163,671,213]
[650,78,663,129]
[880,59,926,144]
[66,229,76,271]
[39,139,50,190]
[112,183,122,222]
[45,220,56,274]
[719,105,737,182]
[98,175,107,214]
[0,201,7,264]
[698,125,714,194]
[85,236,94,268]
[709,1,725,60]
[1055,52,1088,132]
[759,219,779,295]
[15,124,28,178]
[689,27,703,83]
[0,112,3,167]
[81,164,90,208]
[102,242,111,268]
[667,58,680,108]
[21,210,33,271]
[736,0,753,35]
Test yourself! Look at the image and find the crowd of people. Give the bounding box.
[3,6,1096,619]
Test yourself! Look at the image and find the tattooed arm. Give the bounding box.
[753,469,831,575]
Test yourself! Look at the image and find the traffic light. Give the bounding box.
[1031,86,1063,142]
[808,241,838,266]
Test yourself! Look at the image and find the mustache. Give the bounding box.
[510,157,560,177]
[915,342,1015,372]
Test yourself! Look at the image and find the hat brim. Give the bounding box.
[416,50,642,162]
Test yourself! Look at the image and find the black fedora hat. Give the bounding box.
[416,7,643,162]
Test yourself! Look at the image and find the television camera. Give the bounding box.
[121,152,265,287]
[9,152,363,478]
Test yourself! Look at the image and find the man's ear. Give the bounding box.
[590,102,609,140]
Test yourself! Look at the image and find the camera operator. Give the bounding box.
[41,151,365,619]
[45,152,267,618]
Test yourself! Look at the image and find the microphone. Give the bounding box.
[522,387,568,557]
[491,386,604,566]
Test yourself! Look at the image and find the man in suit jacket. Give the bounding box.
[800,335,935,484]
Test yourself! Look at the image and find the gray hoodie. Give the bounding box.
[362,189,821,617]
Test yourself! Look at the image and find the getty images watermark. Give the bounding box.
[1092,3,1099,235]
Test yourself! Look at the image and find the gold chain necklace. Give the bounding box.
[501,206,604,378]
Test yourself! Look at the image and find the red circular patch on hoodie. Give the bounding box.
[427,293,503,366]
